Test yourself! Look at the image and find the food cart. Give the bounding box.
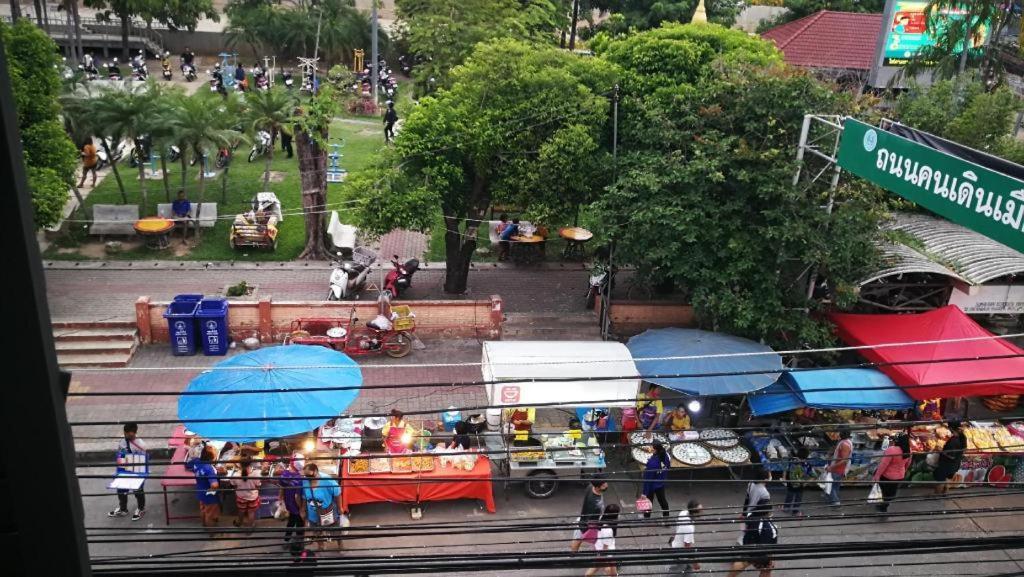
[480,341,641,498]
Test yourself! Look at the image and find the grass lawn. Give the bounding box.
[45,117,385,262]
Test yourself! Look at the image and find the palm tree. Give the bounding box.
[165,91,243,241]
[91,81,157,214]
[62,85,130,204]
[145,83,185,203]
[244,87,296,191]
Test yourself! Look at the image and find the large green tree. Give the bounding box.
[395,0,563,92]
[226,0,379,62]
[84,0,218,59]
[244,87,297,191]
[345,39,619,293]
[1,19,79,228]
[600,0,742,30]
[595,24,881,347]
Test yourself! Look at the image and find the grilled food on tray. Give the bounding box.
[391,456,414,473]
[348,458,370,474]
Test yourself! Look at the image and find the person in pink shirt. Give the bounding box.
[873,434,911,514]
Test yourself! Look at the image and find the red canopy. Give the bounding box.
[829,305,1024,400]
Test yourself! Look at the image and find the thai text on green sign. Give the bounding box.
[837,117,1024,254]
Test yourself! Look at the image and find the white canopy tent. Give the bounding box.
[481,341,640,408]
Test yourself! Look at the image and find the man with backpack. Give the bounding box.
[383,100,398,144]
[728,495,777,576]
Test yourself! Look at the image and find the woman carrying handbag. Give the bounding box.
[301,463,343,551]
[872,434,911,514]
[641,441,671,518]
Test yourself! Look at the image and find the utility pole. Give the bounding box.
[371,0,379,103]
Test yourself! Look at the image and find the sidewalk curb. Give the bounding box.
[43,260,595,272]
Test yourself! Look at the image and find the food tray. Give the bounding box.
[632,446,654,465]
[510,450,547,462]
[368,458,391,474]
[348,457,370,475]
[391,456,414,474]
[699,428,739,448]
[710,445,749,464]
[629,432,668,448]
[672,442,712,466]
[412,455,435,472]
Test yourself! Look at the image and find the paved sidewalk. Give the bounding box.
[44,263,593,321]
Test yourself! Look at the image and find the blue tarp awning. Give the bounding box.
[627,328,782,396]
[748,368,914,416]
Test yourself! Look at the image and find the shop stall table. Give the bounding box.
[341,455,496,513]
[160,446,199,525]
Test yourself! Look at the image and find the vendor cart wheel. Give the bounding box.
[525,470,559,499]
[385,332,413,358]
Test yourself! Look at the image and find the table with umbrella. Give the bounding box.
[163,346,362,524]
[624,328,783,480]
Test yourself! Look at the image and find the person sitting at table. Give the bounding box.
[449,421,472,451]
[660,404,692,432]
[505,406,535,443]
[499,217,521,261]
[382,409,411,454]
[636,390,663,433]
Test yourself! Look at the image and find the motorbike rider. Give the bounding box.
[107,58,122,79]
[83,52,97,74]
[234,63,247,91]
[161,52,172,75]
[210,62,226,95]
[180,47,195,72]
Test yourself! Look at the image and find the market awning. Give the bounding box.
[748,368,914,416]
[626,328,782,396]
[481,341,640,407]
[178,345,362,442]
[829,305,1024,400]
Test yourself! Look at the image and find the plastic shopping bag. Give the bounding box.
[273,499,288,520]
[817,471,833,495]
[867,483,883,504]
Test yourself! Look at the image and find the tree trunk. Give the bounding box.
[263,129,274,190]
[101,139,128,203]
[40,0,48,33]
[296,127,329,260]
[195,170,205,241]
[221,163,229,204]
[64,3,76,66]
[569,0,581,51]
[9,0,21,21]
[120,15,130,61]
[160,152,171,201]
[71,1,84,67]
[180,144,189,191]
[137,162,148,215]
[32,0,41,27]
[69,185,86,219]
[442,173,489,294]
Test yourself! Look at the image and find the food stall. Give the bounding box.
[480,341,641,498]
[908,420,1024,487]
[747,368,916,480]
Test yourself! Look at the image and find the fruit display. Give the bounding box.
[994,427,1023,452]
[963,427,999,452]
[348,457,370,475]
[672,443,712,466]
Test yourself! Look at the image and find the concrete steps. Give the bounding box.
[501,312,602,341]
[53,320,138,368]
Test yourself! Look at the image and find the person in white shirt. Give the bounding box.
[586,504,620,576]
[670,499,703,576]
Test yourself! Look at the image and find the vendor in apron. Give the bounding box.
[504,407,535,444]
[382,409,411,454]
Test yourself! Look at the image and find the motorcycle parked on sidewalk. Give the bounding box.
[247,130,272,163]
[383,255,420,298]
[284,302,416,358]
[585,263,610,310]
[328,247,376,301]
[95,137,128,171]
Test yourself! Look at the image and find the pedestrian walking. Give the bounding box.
[728,496,777,577]
[301,463,342,551]
[193,445,222,528]
[280,125,294,159]
[78,138,98,188]
[278,454,305,552]
[874,434,911,513]
[669,499,703,576]
[742,468,772,517]
[782,447,811,516]
[383,100,398,144]
[585,504,620,577]
[825,429,853,506]
[108,422,147,521]
[570,477,608,552]
[641,441,671,519]
[228,457,261,530]
[934,420,967,495]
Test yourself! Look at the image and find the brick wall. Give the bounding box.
[138,295,503,344]
[595,296,695,336]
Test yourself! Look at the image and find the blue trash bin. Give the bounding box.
[164,300,199,356]
[173,294,204,303]
[196,298,230,356]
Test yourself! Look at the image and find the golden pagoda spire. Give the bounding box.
[691,0,708,23]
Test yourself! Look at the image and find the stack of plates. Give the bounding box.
[672,443,712,466]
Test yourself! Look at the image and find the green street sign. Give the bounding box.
[837,118,1024,253]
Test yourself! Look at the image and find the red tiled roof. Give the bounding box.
[762,10,884,71]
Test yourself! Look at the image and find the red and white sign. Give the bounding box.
[500,385,520,404]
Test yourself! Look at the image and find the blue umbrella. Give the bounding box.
[626,328,781,396]
[178,345,362,442]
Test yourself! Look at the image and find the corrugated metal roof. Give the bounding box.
[859,240,965,286]
[885,213,1024,284]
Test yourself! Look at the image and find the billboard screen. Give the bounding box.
[882,1,987,66]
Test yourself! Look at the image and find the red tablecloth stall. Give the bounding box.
[160,446,199,525]
[341,455,496,513]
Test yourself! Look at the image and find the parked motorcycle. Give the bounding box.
[585,263,610,310]
[255,72,269,91]
[130,51,148,81]
[107,59,123,81]
[78,63,99,81]
[282,69,294,89]
[161,52,173,80]
[247,130,272,163]
[328,247,376,300]
[181,62,197,82]
[95,137,128,170]
[215,146,231,169]
[128,135,151,168]
[383,255,420,298]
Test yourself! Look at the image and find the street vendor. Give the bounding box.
[660,404,692,432]
[505,406,536,441]
[636,390,663,433]
[382,409,411,454]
